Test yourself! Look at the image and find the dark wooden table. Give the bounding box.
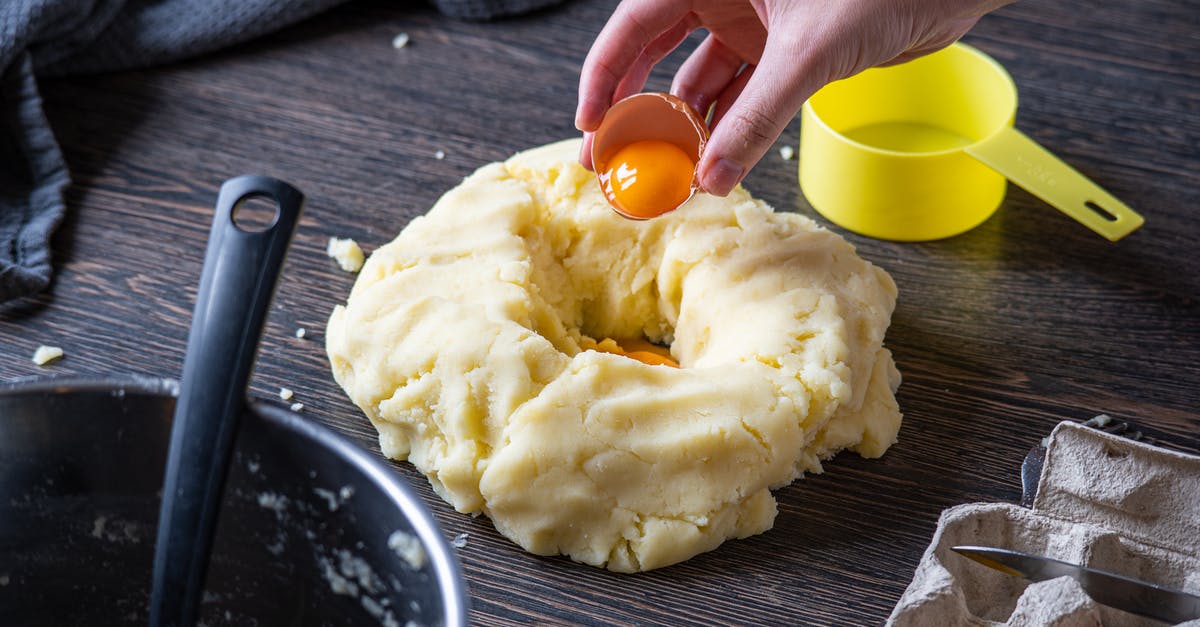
[3,0,1197,623]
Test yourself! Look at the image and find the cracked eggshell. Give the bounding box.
[591,92,708,219]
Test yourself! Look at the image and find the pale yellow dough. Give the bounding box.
[326,139,902,572]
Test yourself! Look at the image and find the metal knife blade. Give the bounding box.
[952,545,1200,624]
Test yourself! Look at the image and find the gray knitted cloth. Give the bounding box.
[0,0,561,302]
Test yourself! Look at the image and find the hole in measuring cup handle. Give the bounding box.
[1083,200,1120,223]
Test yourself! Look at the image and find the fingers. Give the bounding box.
[613,21,695,107]
[580,0,1001,194]
[671,34,753,121]
[696,65,756,195]
[580,132,595,171]
[706,62,755,130]
[699,36,827,196]
[578,21,691,172]
[575,0,694,132]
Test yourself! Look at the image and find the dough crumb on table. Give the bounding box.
[32,345,64,366]
[327,237,365,272]
[326,138,902,572]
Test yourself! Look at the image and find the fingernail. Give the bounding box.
[701,158,744,196]
[579,137,594,171]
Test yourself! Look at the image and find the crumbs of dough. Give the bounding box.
[32,345,63,366]
[387,530,428,569]
[257,492,287,517]
[319,555,358,597]
[314,485,355,511]
[328,237,365,272]
[314,487,339,511]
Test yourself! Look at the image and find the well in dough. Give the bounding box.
[326,138,902,572]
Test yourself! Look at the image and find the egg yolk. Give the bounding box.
[600,139,696,219]
[582,337,679,368]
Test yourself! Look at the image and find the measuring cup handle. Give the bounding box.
[964,127,1144,241]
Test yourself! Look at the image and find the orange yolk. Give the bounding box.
[583,337,679,368]
[600,139,696,219]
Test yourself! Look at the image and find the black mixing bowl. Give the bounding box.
[0,377,469,626]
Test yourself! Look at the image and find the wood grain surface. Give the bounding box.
[2,0,1198,624]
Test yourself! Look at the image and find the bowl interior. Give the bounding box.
[0,378,467,626]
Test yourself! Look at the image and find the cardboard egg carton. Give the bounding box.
[888,421,1200,626]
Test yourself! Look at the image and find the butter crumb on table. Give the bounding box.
[31,345,64,366]
[326,237,365,272]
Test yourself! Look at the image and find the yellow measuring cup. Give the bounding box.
[799,43,1144,241]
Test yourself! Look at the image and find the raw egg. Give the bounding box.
[600,140,696,219]
[582,337,679,368]
[591,92,708,220]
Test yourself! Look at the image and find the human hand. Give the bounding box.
[575,0,1013,196]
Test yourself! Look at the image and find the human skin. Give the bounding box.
[575,0,1014,195]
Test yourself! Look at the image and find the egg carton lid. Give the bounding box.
[888,420,1200,625]
[1033,420,1200,556]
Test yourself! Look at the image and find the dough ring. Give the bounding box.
[326,139,901,572]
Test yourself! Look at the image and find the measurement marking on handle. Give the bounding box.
[1016,154,1058,188]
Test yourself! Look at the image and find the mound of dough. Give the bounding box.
[326,139,901,572]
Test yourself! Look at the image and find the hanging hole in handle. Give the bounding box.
[1084,200,1120,223]
[231,193,281,233]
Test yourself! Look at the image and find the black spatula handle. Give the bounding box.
[149,176,304,627]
